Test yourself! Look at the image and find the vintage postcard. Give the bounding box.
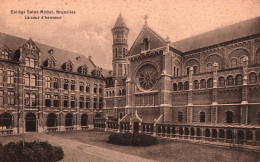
[0,0,260,161]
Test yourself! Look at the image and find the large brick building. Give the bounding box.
[102,15,260,148]
[0,32,106,134]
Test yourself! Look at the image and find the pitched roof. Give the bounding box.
[171,16,260,53]
[0,32,100,75]
[128,25,167,56]
[113,14,128,29]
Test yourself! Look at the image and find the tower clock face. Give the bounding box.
[136,64,158,90]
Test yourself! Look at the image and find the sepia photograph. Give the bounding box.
[0,0,260,161]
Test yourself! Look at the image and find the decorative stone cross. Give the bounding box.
[144,15,148,25]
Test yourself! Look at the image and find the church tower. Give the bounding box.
[111,14,129,82]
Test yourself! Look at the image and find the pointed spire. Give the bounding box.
[113,13,127,28]
[144,15,148,26]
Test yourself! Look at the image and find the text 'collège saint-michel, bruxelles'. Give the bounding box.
[11,10,76,19]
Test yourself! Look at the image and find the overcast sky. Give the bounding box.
[0,0,259,69]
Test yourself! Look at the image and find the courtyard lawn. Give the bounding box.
[46,130,260,162]
[0,130,259,162]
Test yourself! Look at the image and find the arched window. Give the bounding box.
[173,66,176,77]
[186,67,190,75]
[24,74,30,86]
[246,131,253,140]
[47,113,57,127]
[258,112,260,124]
[30,75,36,87]
[115,48,118,58]
[200,79,206,88]
[81,114,88,126]
[205,129,210,137]
[0,113,12,129]
[194,80,199,89]
[178,82,183,91]
[173,83,177,91]
[219,129,225,138]
[212,129,217,138]
[218,77,225,87]
[227,130,233,139]
[25,57,30,67]
[206,63,212,72]
[7,70,14,84]
[199,112,205,122]
[0,69,3,83]
[178,112,183,122]
[184,81,189,90]
[196,128,201,136]
[249,72,257,84]
[119,89,122,96]
[144,38,149,51]
[193,66,198,74]
[235,74,243,85]
[179,127,183,135]
[231,58,237,68]
[123,48,126,58]
[65,113,73,126]
[227,75,234,86]
[226,111,233,123]
[207,78,213,88]
[30,58,35,67]
[237,130,244,140]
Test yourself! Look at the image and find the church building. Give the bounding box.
[102,15,260,148]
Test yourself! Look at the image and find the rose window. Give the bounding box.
[136,64,158,90]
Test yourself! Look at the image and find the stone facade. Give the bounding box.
[0,33,105,134]
[103,15,260,149]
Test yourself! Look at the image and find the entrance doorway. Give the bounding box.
[134,122,139,134]
[25,113,36,132]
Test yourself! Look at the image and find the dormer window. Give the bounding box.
[78,66,88,75]
[44,59,56,68]
[25,57,35,67]
[144,38,150,51]
[1,50,9,59]
[62,62,73,72]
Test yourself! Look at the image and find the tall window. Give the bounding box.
[226,111,233,123]
[94,84,97,93]
[118,64,122,76]
[249,72,257,84]
[93,97,97,109]
[200,79,206,88]
[0,69,3,83]
[235,75,243,85]
[8,91,15,105]
[186,67,190,75]
[227,76,234,86]
[45,76,51,88]
[184,81,189,90]
[25,58,30,67]
[144,38,149,51]
[231,58,237,68]
[178,82,183,91]
[113,64,116,76]
[194,80,199,89]
[30,94,36,107]
[218,77,225,87]
[30,58,35,67]
[45,94,51,107]
[115,48,118,58]
[65,113,73,126]
[177,68,179,77]
[178,112,183,122]
[64,79,69,90]
[53,78,59,89]
[54,95,59,107]
[7,70,14,84]
[86,97,90,108]
[200,112,205,122]
[71,80,75,91]
[123,48,126,58]
[193,66,198,74]
[0,91,3,106]
[86,83,90,93]
[63,96,68,107]
[207,78,213,88]
[30,75,36,87]
[80,96,84,108]
[71,96,75,108]
[24,74,30,86]
[79,82,84,92]
[173,66,176,77]
[173,83,177,91]
[24,94,30,107]
[99,97,103,109]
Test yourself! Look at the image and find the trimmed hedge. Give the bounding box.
[0,141,64,162]
[108,132,157,146]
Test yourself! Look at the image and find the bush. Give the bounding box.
[0,141,64,162]
[108,132,157,146]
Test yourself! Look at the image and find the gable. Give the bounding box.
[128,25,166,56]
